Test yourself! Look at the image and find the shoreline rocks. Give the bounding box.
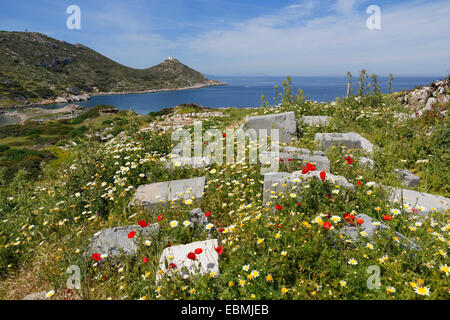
[1,81,226,109]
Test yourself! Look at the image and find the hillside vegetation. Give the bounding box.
[0,31,223,107]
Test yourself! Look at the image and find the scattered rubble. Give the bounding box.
[314,132,374,153]
[130,177,207,213]
[393,169,421,187]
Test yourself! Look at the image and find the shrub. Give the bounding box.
[34,86,56,99]
[0,145,10,152]
[69,126,87,137]
[72,104,114,123]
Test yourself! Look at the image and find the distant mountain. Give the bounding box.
[0,31,224,107]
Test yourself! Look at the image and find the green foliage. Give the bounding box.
[71,105,114,123]
[0,123,30,138]
[34,86,56,99]
[388,74,394,93]
[0,147,53,183]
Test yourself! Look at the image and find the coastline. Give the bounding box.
[92,80,227,97]
[0,80,227,110]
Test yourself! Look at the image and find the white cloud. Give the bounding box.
[79,3,178,68]
[87,32,177,69]
[243,0,314,28]
[334,0,357,16]
[188,0,450,76]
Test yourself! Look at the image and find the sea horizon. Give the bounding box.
[39,74,446,111]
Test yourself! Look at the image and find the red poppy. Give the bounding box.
[128,231,136,238]
[288,158,293,162]
[344,213,355,224]
[302,163,317,174]
[218,228,225,233]
[187,252,197,260]
[322,222,332,230]
[168,263,177,269]
[347,158,354,164]
[91,253,101,261]
[194,248,203,254]
[357,181,362,187]
[215,246,223,255]
[157,215,163,221]
[356,218,364,225]
[382,214,393,221]
[276,223,282,229]
[222,133,226,138]
[275,205,283,211]
[205,211,211,217]
[320,171,326,181]
[138,220,149,228]
[143,257,149,264]
[297,202,302,206]
[137,137,142,140]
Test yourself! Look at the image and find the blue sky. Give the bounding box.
[0,0,449,76]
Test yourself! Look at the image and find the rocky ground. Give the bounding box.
[0,104,87,124]
[142,111,227,132]
[395,77,449,119]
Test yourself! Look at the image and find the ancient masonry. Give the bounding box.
[84,112,449,286]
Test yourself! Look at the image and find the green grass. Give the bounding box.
[0,105,140,184]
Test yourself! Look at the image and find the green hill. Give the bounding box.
[0,31,223,107]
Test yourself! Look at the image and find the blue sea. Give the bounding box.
[0,75,443,125]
